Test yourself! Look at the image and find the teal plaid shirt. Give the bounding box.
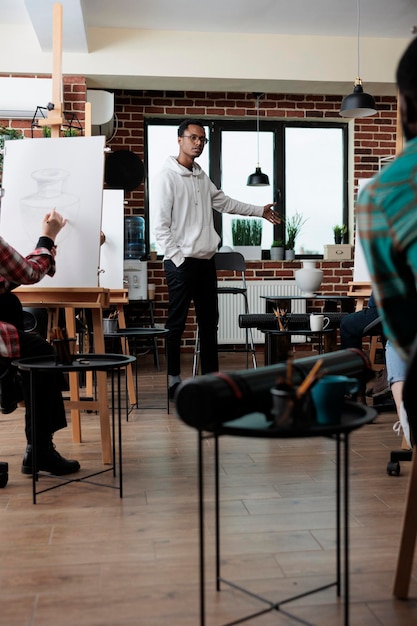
[356,136,417,359]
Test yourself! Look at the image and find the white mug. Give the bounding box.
[310,314,330,332]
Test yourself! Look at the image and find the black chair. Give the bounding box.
[192,252,257,376]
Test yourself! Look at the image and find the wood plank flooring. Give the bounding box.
[1,351,417,625]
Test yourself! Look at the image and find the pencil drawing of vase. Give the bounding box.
[20,169,79,244]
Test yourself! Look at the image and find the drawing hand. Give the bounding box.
[42,208,68,241]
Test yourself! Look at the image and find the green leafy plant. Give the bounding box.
[333,224,347,244]
[271,239,284,248]
[0,126,24,174]
[232,219,262,246]
[283,212,308,250]
[63,127,80,137]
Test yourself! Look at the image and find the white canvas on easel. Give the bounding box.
[353,178,372,283]
[0,135,105,287]
[99,189,124,289]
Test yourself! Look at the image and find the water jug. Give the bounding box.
[124,216,146,259]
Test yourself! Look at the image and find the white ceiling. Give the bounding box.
[1,0,416,95]
[2,0,417,52]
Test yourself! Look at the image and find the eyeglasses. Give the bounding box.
[181,134,208,145]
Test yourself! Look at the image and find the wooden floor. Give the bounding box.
[1,351,417,626]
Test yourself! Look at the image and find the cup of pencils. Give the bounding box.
[51,327,77,365]
[270,355,320,429]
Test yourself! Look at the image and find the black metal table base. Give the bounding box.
[30,367,125,502]
[112,329,170,416]
[14,354,135,504]
[198,430,350,626]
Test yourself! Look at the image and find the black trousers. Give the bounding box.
[339,305,380,350]
[164,257,219,376]
[0,293,67,444]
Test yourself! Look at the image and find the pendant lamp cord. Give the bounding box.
[256,94,260,166]
[356,0,360,78]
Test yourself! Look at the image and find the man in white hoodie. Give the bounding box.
[152,119,280,398]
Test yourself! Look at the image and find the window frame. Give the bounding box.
[144,118,349,258]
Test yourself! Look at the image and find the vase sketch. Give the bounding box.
[295,260,323,296]
[20,169,79,244]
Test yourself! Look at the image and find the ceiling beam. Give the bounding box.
[24,0,88,52]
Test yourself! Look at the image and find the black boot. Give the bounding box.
[21,442,80,476]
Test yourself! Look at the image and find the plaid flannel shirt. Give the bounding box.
[0,236,55,357]
[356,136,417,359]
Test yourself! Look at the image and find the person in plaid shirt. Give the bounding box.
[0,208,80,476]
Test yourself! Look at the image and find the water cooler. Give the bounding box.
[123,216,148,300]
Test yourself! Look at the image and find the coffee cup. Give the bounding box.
[310,314,330,332]
[147,283,156,300]
[311,375,359,424]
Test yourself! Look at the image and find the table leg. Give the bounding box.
[116,304,137,406]
[91,308,112,464]
[64,307,82,443]
[393,449,417,598]
[265,333,290,365]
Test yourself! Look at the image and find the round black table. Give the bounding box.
[13,353,136,503]
[105,328,169,413]
[187,402,376,626]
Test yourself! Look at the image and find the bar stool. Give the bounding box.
[193,252,257,376]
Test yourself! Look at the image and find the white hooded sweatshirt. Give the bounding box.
[152,156,264,267]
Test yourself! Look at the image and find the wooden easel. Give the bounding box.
[109,289,137,406]
[14,5,116,464]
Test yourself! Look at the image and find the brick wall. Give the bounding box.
[146,257,359,354]
[110,90,397,216]
[110,90,394,352]
[1,80,392,354]
[0,75,87,138]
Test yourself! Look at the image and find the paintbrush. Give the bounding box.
[296,359,324,399]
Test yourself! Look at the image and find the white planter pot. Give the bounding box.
[233,245,262,261]
[295,260,323,296]
[285,249,295,261]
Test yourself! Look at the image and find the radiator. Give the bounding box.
[217,280,306,344]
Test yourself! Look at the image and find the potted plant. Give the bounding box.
[333,224,347,244]
[270,239,285,260]
[283,212,308,260]
[0,126,24,175]
[231,218,262,260]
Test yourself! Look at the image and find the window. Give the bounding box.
[146,119,347,257]
[285,126,345,255]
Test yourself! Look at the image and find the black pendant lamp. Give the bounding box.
[339,0,376,119]
[247,93,270,186]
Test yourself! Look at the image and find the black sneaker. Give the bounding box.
[21,444,81,476]
[168,382,181,401]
